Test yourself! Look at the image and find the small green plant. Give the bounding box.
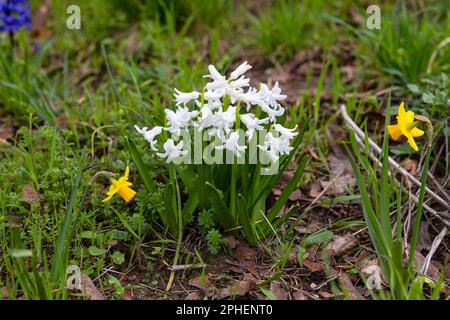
[206,229,222,255]
[345,100,445,299]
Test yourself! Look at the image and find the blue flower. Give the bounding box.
[0,0,31,33]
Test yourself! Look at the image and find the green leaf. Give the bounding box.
[205,182,235,230]
[88,246,106,256]
[304,231,334,247]
[126,137,156,193]
[260,287,277,300]
[111,251,125,265]
[237,194,256,245]
[9,249,33,258]
[80,231,98,240]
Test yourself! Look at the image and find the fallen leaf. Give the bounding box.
[303,260,324,272]
[224,235,239,249]
[185,292,200,300]
[309,181,322,198]
[416,221,432,252]
[216,274,256,299]
[80,274,105,300]
[269,281,289,300]
[327,233,358,256]
[289,189,302,201]
[321,143,356,195]
[337,271,364,300]
[189,274,216,297]
[22,184,39,205]
[292,291,307,300]
[234,244,256,261]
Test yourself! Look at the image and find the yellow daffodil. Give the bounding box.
[387,102,424,152]
[102,166,136,203]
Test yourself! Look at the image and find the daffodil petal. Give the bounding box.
[398,101,406,117]
[118,186,136,203]
[405,133,419,152]
[388,124,402,140]
[410,127,424,137]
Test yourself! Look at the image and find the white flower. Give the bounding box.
[260,103,285,122]
[230,61,252,80]
[238,87,265,111]
[157,139,188,163]
[174,89,200,106]
[215,131,247,157]
[197,107,216,131]
[240,113,269,140]
[258,132,293,163]
[165,107,198,135]
[205,65,227,92]
[213,106,236,140]
[260,82,286,108]
[134,125,162,151]
[274,124,298,140]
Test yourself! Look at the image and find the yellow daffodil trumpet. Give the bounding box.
[102,166,136,203]
[387,101,426,152]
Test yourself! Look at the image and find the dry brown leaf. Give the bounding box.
[22,184,39,205]
[80,274,105,300]
[216,274,256,299]
[0,123,13,141]
[189,274,216,297]
[303,260,324,272]
[321,143,356,195]
[234,244,256,261]
[309,181,322,198]
[338,271,364,300]
[269,281,289,300]
[224,235,239,249]
[416,221,432,252]
[403,159,418,175]
[289,189,302,201]
[292,291,307,300]
[185,291,201,300]
[327,233,358,256]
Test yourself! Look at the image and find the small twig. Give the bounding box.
[168,263,207,271]
[352,134,450,228]
[340,104,449,209]
[420,227,448,275]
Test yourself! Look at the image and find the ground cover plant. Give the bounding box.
[0,0,448,301]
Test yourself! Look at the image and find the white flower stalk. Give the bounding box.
[240,113,269,140]
[134,125,162,151]
[174,89,200,106]
[157,139,188,163]
[135,62,298,165]
[215,131,247,157]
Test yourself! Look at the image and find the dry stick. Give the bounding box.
[340,104,449,210]
[352,133,450,228]
[420,227,448,276]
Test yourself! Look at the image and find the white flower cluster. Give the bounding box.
[135,62,298,163]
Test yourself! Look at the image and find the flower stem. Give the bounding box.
[166,165,183,291]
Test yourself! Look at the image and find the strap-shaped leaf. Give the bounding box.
[237,194,256,245]
[126,137,156,193]
[205,182,235,230]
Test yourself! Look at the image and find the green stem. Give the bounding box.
[408,146,432,267]
[166,165,183,291]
